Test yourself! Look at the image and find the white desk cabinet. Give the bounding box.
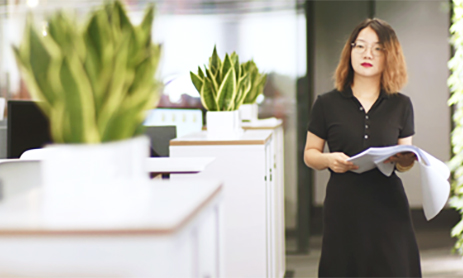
[0,179,223,277]
[170,130,283,278]
[242,118,285,278]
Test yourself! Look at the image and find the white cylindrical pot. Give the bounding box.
[206,110,243,139]
[40,136,151,226]
[239,103,258,122]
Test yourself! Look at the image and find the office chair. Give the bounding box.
[144,125,177,157]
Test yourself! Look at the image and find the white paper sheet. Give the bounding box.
[347,145,450,220]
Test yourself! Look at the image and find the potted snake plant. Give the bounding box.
[13,0,161,216]
[190,46,251,138]
[239,60,267,122]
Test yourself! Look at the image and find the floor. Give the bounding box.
[285,229,463,277]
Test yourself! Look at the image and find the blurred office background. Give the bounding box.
[0,0,459,260]
[0,0,307,252]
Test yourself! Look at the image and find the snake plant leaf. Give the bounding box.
[234,73,249,107]
[103,82,156,140]
[209,45,221,74]
[140,4,154,46]
[205,67,215,81]
[59,53,99,143]
[83,35,101,114]
[206,68,219,94]
[114,0,132,31]
[198,66,205,79]
[230,52,240,81]
[208,76,218,102]
[237,74,252,108]
[190,71,203,93]
[129,50,158,97]
[243,60,267,104]
[85,9,113,67]
[48,101,66,143]
[98,31,131,139]
[200,77,218,111]
[84,8,115,116]
[221,53,232,83]
[253,74,267,103]
[113,2,143,69]
[217,67,237,111]
[21,20,63,114]
[48,12,86,62]
[215,66,222,86]
[255,74,267,101]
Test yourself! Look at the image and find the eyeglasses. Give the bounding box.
[351,42,385,57]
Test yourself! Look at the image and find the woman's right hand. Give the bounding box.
[327,152,359,173]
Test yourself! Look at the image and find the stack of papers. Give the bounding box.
[347,145,450,221]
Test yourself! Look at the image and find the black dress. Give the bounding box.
[308,88,422,278]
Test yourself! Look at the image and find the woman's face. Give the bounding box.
[351,27,385,79]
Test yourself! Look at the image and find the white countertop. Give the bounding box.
[0,179,222,235]
[1,157,215,174]
[170,129,273,146]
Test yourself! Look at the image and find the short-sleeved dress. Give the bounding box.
[308,88,422,278]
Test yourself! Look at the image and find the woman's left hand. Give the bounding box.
[383,152,417,166]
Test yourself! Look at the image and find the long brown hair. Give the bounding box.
[334,18,407,94]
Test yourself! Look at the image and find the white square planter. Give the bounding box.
[239,103,258,122]
[206,110,243,139]
[40,136,151,226]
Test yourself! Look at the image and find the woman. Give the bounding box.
[304,18,421,277]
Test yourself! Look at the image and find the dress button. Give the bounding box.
[365,125,369,129]
[359,107,364,111]
[365,115,369,120]
[364,135,369,139]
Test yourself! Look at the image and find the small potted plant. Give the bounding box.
[13,0,161,216]
[190,46,251,138]
[239,60,267,122]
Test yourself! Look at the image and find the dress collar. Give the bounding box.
[339,87,389,99]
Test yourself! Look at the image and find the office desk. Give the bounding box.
[0,179,223,277]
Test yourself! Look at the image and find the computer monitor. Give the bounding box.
[7,100,52,158]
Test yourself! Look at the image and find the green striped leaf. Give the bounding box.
[206,68,219,94]
[231,52,240,81]
[221,53,232,83]
[217,68,237,111]
[236,75,252,108]
[59,54,99,143]
[209,45,221,75]
[198,66,205,79]
[190,71,203,93]
[200,78,218,111]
